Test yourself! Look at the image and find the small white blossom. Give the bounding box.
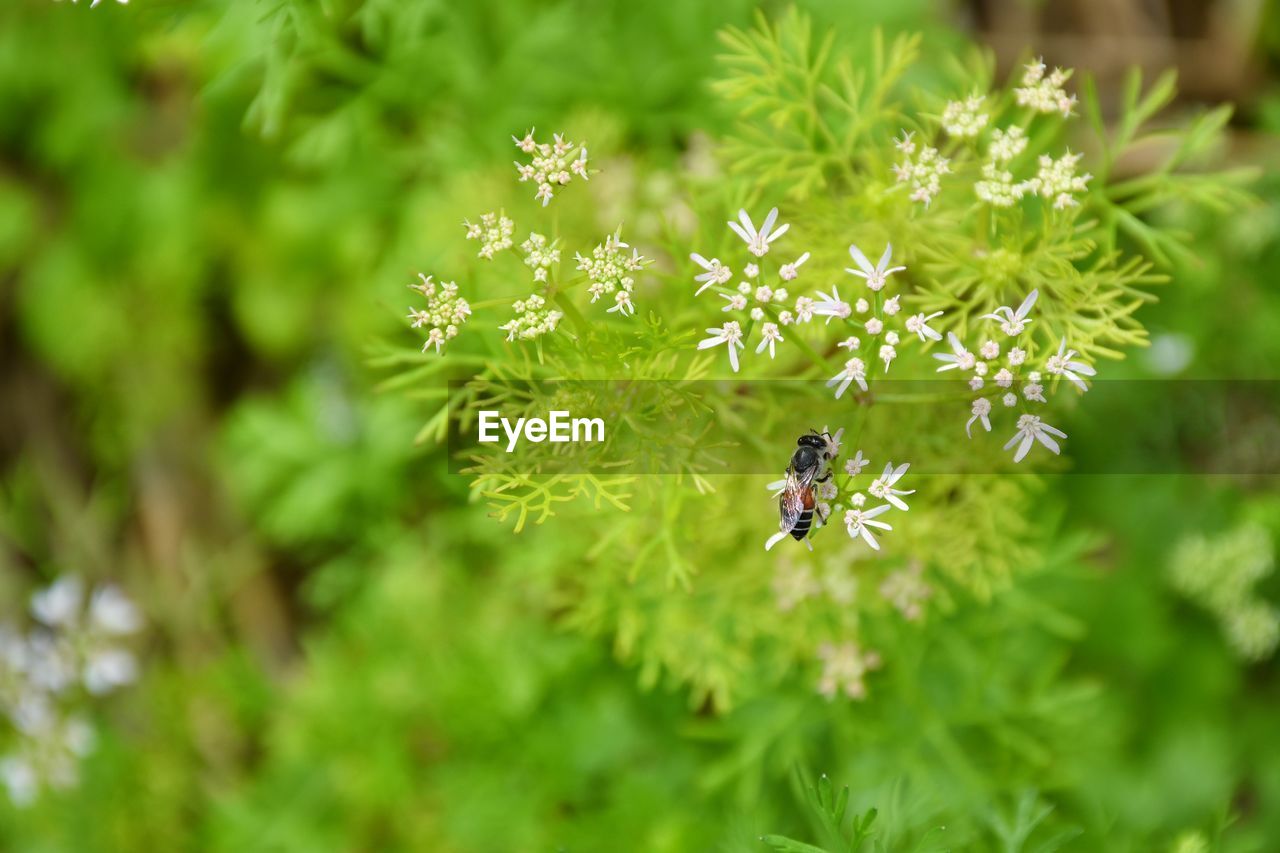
[942,94,989,137]
[850,492,867,507]
[754,285,774,303]
[989,126,1028,162]
[844,505,894,550]
[690,253,732,295]
[1023,378,1046,403]
[521,232,561,282]
[883,295,901,316]
[744,263,759,278]
[979,340,1000,360]
[779,252,810,281]
[893,142,951,207]
[1014,59,1077,117]
[811,285,852,324]
[855,298,870,314]
[982,289,1038,336]
[846,243,905,292]
[845,450,869,476]
[778,310,795,325]
[738,281,753,294]
[500,294,563,342]
[865,318,884,336]
[879,344,896,372]
[827,358,868,399]
[408,275,471,354]
[974,161,1025,208]
[1045,339,1097,391]
[966,397,992,436]
[905,311,943,342]
[728,207,790,257]
[463,211,514,259]
[868,462,913,511]
[773,288,789,302]
[513,130,589,206]
[994,368,1014,388]
[1025,152,1091,209]
[750,307,765,321]
[793,296,816,324]
[720,293,748,312]
[697,321,746,372]
[885,331,900,346]
[756,323,784,358]
[934,332,975,372]
[894,130,916,154]
[1008,347,1027,366]
[1004,413,1067,462]
[1002,392,1018,407]
[969,376,984,391]
[837,336,861,351]
[578,229,649,313]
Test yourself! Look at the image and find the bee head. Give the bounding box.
[796,432,827,450]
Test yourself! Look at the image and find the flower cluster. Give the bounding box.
[520,232,560,283]
[892,131,951,207]
[816,641,881,701]
[941,94,989,138]
[690,208,800,369]
[463,211,514,259]
[1,577,142,806]
[499,293,563,342]
[1014,58,1077,117]
[408,274,472,354]
[512,129,589,206]
[1025,151,1092,209]
[935,289,1095,461]
[575,229,652,317]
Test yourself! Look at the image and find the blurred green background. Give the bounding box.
[1,0,1279,850]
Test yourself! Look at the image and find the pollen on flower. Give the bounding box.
[816,641,882,701]
[463,211,515,259]
[941,94,989,137]
[408,274,472,354]
[521,232,561,282]
[576,228,651,315]
[499,293,563,342]
[512,129,589,206]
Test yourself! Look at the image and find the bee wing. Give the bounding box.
[778,465,816,532]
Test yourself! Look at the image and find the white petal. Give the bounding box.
[1015,289,1039,320]
[765,531,790,551]
[848,244,874,275]
[1013,434,1035,462]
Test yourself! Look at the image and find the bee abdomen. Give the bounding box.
[790,509,814,540]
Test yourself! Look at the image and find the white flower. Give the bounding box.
[794,296,816,323]
[816,642,881,701]
[974,162,1025,208]
[1045,339,1097,391]
[690,253,732,295]
[893,143,951,207]
[941,94,989,137]
[521,232,561,282]
[738,281,752,294]
[513,130,589,206]
[754,285,774,304]
[905,311,943,342]
[750,307,765,321]
[1004,414,1067,462]
[779,252,810,281]
[1014,59,1077,117]
[883,295,901,316]
[865,318,883,336]
[846,243,905,292]
[500,294,563,342]
[83,649,138,695]
[855,298,870,314]
[845,450,869,476]
[408,275,471,354]
[868,462,913,511]
[844,505,894,549]
[89,586,142,635]
[966,397,992,436]
[774,288,789,302]
[463,211,515,259]
[989,126,1028,162]
[885,331,899,346]
[994,368,1014,388]
[894,130,916,154]
[934,332,975,372]
[1024,151,1091,209]
[810,285,852,324]
[969,376,984,391]
[850,492,867,507]
[728,207,790,257]
[778,310,795,325]
[982,289,1038,336]
[1002,392,1018,407]
[879,344,896,372]
[31,577,83,628]
[820,426,845,460]
[756,323,784,358]
[608,290,635,316]
[744,263,759,278]
[827,358,868,399]
[720,293,748,312]
[1008,347,1027,366]
[837,336,861,351]
[697,321,745,372]
[979,340,1000,360]
[1023,379,1046,403]
[579,229,649,313]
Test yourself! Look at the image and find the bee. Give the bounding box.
[766,429,838,551]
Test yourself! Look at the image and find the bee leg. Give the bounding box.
[816,470,833,483]
[803,537,814,552]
